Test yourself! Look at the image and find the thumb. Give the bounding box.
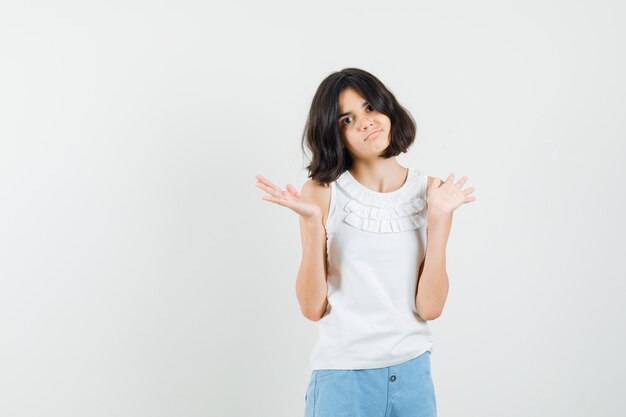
[286,184,300,198]
[430,177,442,189]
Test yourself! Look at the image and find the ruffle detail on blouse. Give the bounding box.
[336,168,428,234]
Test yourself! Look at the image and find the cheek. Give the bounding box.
[345,129,360,144]
[341,133,357,148]
[373,114,390,130]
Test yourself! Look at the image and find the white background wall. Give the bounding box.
[1,1,624,416]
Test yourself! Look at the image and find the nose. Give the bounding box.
[357,116,375,131]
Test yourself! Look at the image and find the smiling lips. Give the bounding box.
[364,130,382,141]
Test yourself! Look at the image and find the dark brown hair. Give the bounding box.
[301,68,417,185]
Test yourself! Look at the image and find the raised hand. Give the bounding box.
[426,173,476,215]
[255,174,322,220]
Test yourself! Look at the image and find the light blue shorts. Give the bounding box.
[304,351,436,417]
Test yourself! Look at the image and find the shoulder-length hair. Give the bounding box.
[301,67,417,185]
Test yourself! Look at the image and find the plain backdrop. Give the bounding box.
[1,1,625,416]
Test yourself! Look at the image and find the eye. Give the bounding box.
[340,104,375,127]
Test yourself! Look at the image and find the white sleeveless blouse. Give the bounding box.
[309,167,434,370]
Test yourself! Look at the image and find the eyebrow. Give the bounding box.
[337,101,368,120]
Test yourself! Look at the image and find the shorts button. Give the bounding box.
[389,375,396,382]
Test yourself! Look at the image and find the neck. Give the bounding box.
[348,159,408,193]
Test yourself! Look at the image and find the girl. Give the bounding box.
[255,68,475,417]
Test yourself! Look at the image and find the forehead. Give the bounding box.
[337,87,365,112]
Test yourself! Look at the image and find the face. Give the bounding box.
[337,87,392,159]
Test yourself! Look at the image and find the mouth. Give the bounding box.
[364,130,382,142]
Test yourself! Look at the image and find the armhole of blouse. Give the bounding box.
[324,181,337,234]
[418,170,428,200]
[417,170,429,234]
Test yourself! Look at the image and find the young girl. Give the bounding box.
[255,68,475,417]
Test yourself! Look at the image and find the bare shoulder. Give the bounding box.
[300,178,331,228]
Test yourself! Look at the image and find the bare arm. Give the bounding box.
[414,171,475,320]
[415,176,452,321]
[295,181,329,321]
[415,211,451,321]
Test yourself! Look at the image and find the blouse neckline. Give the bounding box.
[344,167,411,196]
[336,167,423,209]
[334,167,427,233]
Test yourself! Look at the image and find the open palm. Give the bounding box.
[255,174,321,219]
[427,173,476,214]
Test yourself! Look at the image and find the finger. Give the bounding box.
[285,184,300,198]
[256,181,287,199]
[464,195,476,203]
[455,176,468,188]
[261,195,289,207]
[256,175,283,193]
[463,186,475,195]
[255,174,284,193]
[446,173,455,184]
